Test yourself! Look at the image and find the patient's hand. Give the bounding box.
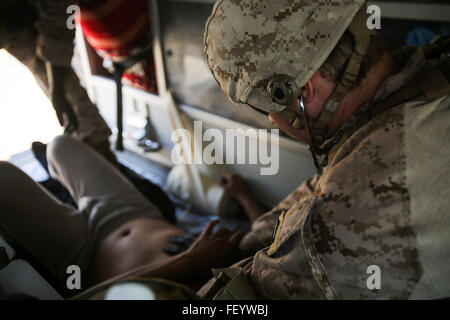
[221,174,265,223]
[185,220,244,277]
[221,174,251,201]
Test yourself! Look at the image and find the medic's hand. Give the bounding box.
[268,99,308,143]
[52,92,78,134]
[220,173,251,201]
[184,220,244,276]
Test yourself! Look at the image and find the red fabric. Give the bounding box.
[77,0,157,93]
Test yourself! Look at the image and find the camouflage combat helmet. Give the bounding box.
[204,0,375,170]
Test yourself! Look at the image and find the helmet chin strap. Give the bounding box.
[299,6,376,172]
[267,7,375,172]
[295,96,325,174]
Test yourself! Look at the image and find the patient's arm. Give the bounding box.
[87,220,244,291]
[220,174,265,223]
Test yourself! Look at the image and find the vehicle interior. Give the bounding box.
[0,0,449,300]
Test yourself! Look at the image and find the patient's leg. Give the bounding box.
[46,135,167,252]
[46,135,158,215]
[46,136,184,285]
[0,161,88,281]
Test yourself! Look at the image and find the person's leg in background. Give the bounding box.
[0,161,89,284]
[4,29,115,163]
[63,68,114,163]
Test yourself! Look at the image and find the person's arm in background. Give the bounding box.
[220,174,265,223]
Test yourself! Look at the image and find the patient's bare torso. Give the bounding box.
[87,218,185,285]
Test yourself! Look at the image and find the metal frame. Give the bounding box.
[166,0,450,22]
[147,0,311,156]
[370,1,450,22]
[75,25,97,103]
[149,0,168,96]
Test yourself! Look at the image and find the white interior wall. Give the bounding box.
[90,76,316,207]
[76,0,317,208]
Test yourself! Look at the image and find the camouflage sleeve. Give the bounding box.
[238,175,319,258]
[35,0,75,66]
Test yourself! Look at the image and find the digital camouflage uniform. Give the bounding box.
[199,45,450,300]
[200,0,450,299]
[1,0,112,151]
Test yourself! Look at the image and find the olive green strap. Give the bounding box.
[211,269,259,300]
[314,6,376,135]
[202,267,259,300]
[307,6,376,168]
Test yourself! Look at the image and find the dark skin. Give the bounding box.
[45,62,78,133]
[220,174,265,223]
[85,219,245,293]
[84,174,264,292]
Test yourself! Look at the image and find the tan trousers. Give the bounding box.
[0,135,163,285]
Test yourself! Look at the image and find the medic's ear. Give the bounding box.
[301,80,314,104]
